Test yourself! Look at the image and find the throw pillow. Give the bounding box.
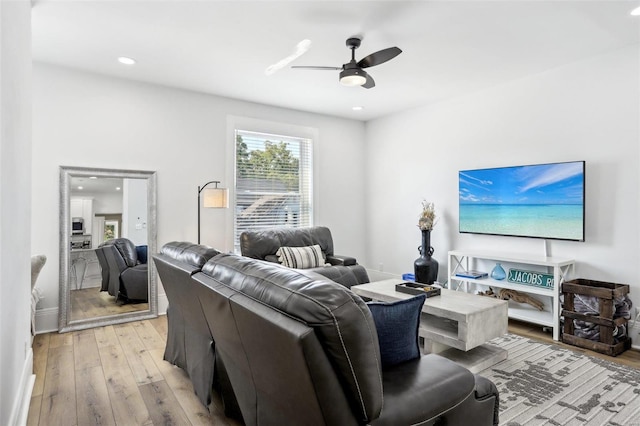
[135,245,148,264]
[276,245,324,269]
[367,294,426,367]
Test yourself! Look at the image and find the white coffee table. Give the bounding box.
[352,279,509,373]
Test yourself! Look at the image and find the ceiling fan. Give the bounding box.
[292,37,402,89]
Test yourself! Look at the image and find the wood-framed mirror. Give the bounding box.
[59,166,158,332]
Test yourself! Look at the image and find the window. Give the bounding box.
[234,129,313,252]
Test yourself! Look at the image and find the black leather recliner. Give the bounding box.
[193,253,499,425]
[94,246,110,292]
[153,242,221,407]
[101,238,148,301]
[239,225,370,287]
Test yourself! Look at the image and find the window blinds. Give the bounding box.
[234,129,313,252]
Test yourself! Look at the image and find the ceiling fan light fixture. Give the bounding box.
[340,68,367,86]
[294,38,400,89]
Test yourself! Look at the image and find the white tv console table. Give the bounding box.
[448,250,575,341]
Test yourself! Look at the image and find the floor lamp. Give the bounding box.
[197,180,229,244]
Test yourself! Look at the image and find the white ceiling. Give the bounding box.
[31,0,640,121]
[71,177,123,195]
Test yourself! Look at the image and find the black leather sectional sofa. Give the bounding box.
[154,241,499,425]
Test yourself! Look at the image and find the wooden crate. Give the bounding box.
[561,278,631,357]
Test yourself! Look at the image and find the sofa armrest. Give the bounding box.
[120,264,149,300]
[265,254,280,263]
[474,374,500,426]
[326,255,356,267]
[373,354,476,425]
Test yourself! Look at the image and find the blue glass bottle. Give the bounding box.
[491,263,506,280]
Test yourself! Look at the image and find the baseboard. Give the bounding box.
[35,294,168,335]
[158,292,168,316]
[8,348,35,426]
[35,307,59,334]
[37,297,638,350]
[365,268,401,282]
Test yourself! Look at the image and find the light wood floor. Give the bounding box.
[508,319,640,368]
[28,316,241,426]
[70,287,148,321]
[28,317,639,426]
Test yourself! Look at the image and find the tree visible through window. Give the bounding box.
[234,130,312,252]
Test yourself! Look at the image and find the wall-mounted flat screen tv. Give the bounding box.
[459,161,585,241]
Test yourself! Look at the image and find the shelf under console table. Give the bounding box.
[448,250,575,341]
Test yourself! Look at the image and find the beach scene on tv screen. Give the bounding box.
[459,162,584,241]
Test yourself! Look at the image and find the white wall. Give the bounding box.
[31,63,366,321]
[0,1,34,424]
[365,46,639,307]
[77,192,122,215]
[122,178,147,245]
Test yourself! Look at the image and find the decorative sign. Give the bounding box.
[507,268,554,289]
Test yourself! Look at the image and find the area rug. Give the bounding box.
[480,334,640,426]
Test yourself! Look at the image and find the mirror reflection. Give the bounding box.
[59,166,157,332]
[69,176,149,321]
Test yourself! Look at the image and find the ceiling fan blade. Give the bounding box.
[362,73,375,89]
[291,66,342,70]
[265,39,312,75]
[357,47,402,69]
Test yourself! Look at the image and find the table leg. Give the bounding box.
[70,256,87,290]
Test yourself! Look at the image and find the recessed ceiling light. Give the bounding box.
[89,176,97,179]
[77,186,83,190]
[116,187,121,191]
[118,56,136,65]
[631,6,640,15]
[352,106,364,111]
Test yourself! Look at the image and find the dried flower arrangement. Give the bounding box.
[417,201,437,231]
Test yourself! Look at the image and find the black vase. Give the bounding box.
[414,230,439,284]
